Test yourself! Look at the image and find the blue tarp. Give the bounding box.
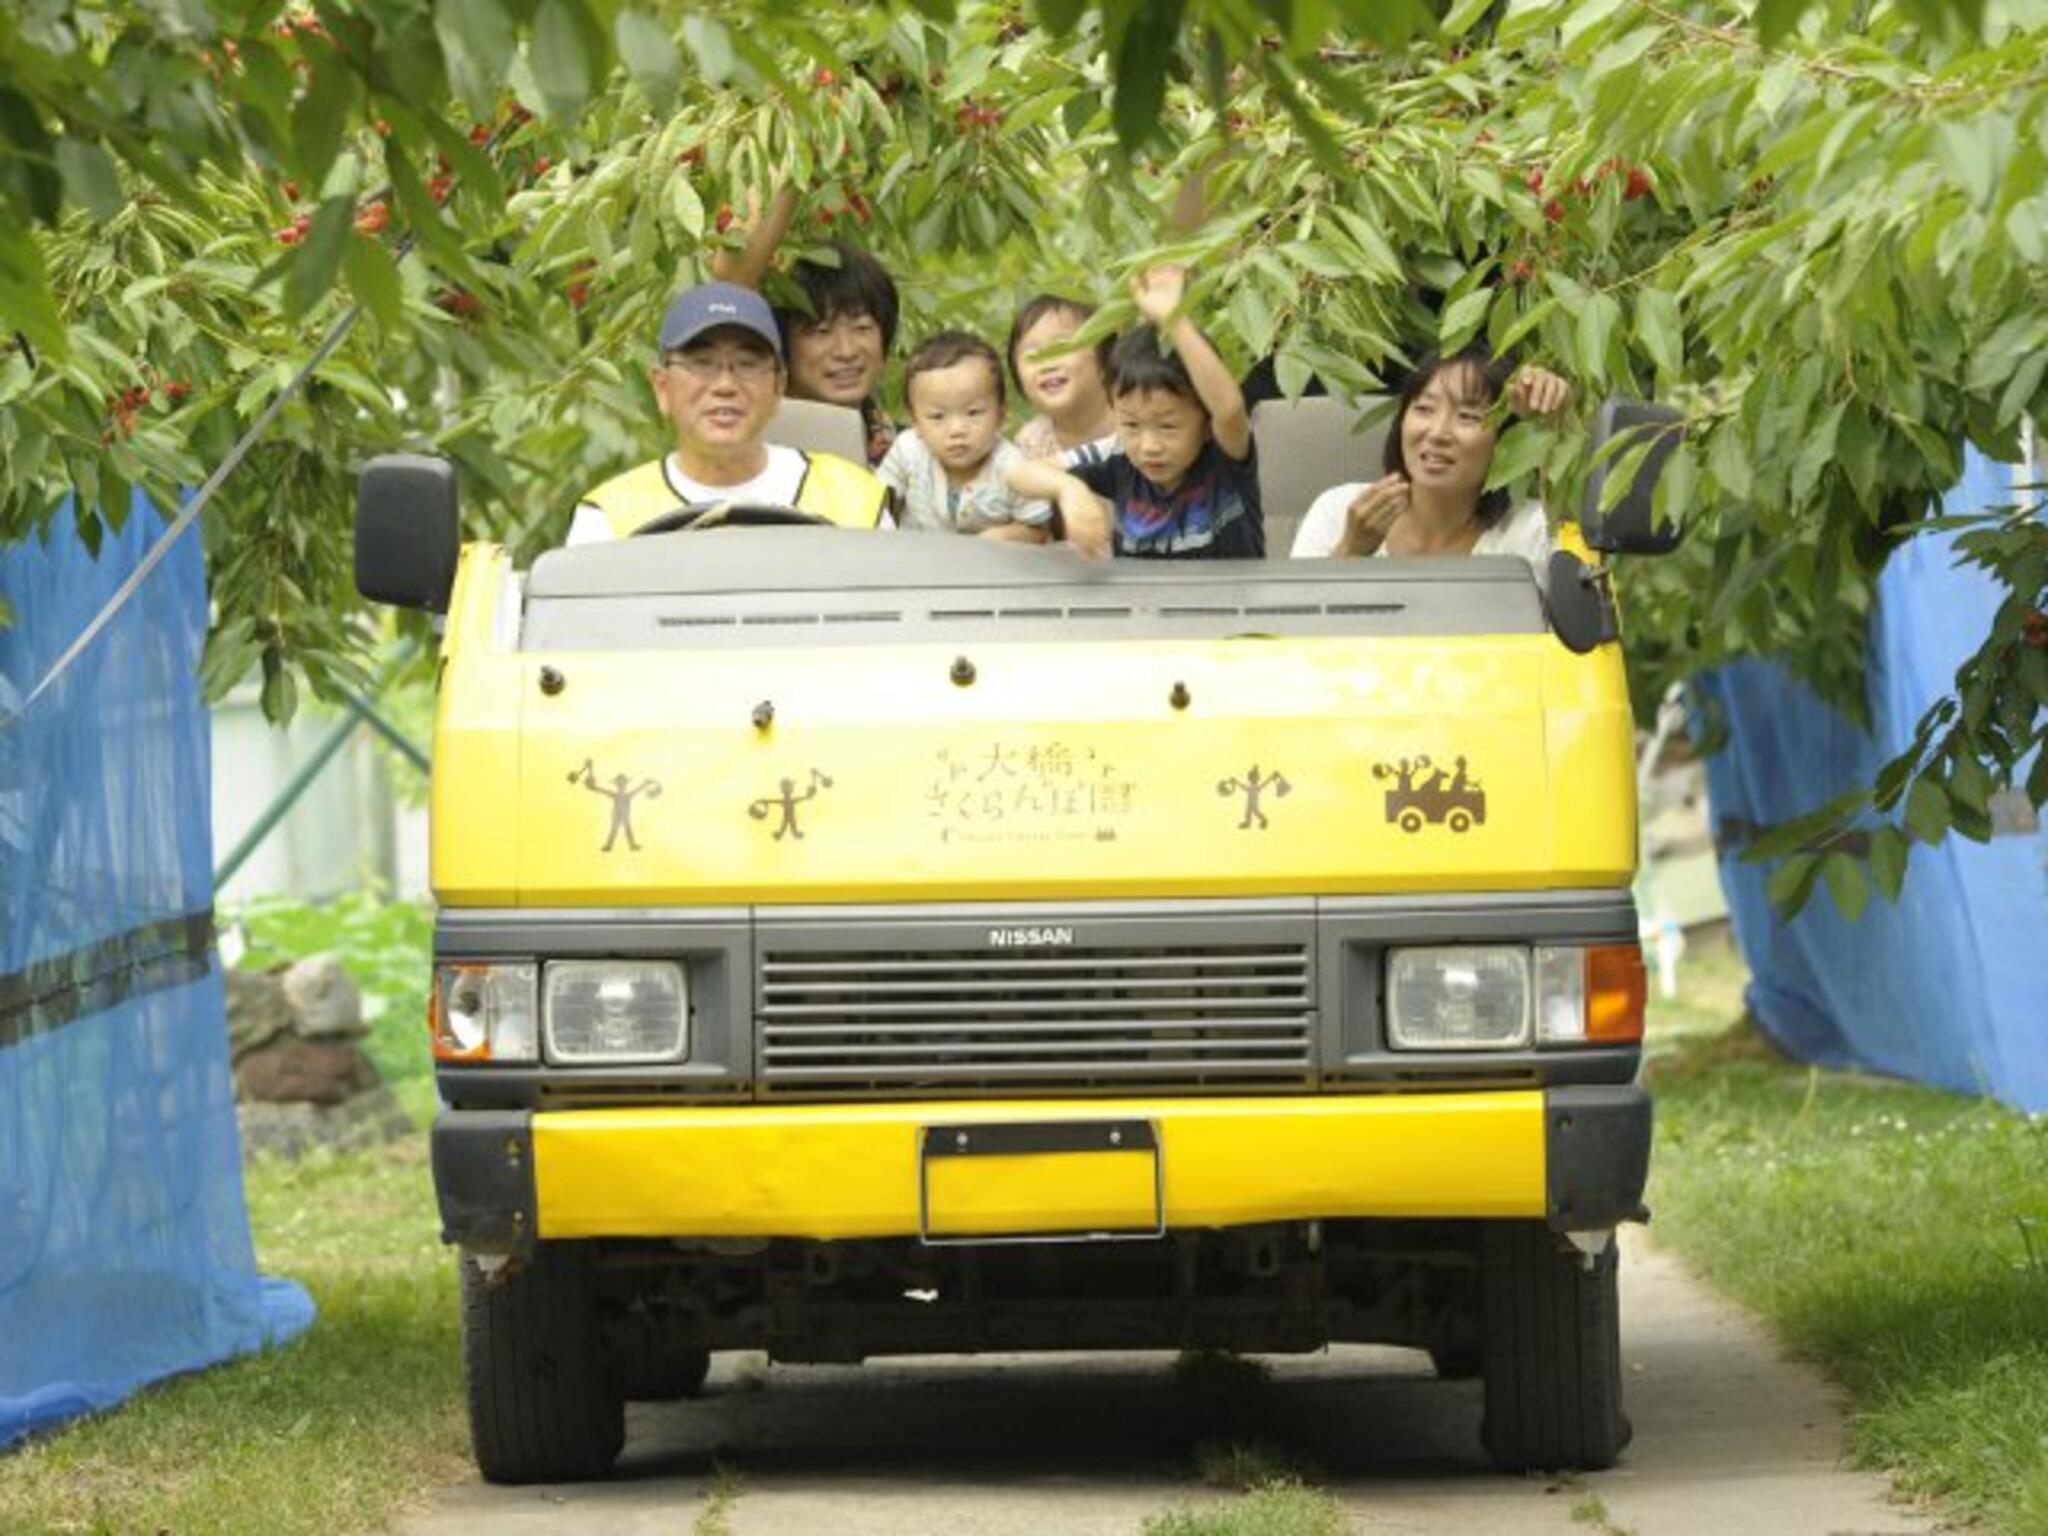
[0,496,313,1449]
[1700,451,2048,1112]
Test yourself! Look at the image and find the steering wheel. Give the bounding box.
[631,501,838,536]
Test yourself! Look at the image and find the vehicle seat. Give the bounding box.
[768,398,870,463]
[1251,396,1392,557]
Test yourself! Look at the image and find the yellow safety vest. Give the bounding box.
[579,452,891,538]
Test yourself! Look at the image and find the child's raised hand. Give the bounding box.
[1131,264,1187,327]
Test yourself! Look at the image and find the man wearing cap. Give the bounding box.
[567,281,892,543]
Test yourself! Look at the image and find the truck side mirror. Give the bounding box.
[1580,400,1684,556]
[356,454,458,612]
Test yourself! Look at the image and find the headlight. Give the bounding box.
[544,961,688,1064]
[432,963,538,1063]
[1385,946,1531,1050]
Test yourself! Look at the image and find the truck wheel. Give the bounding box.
[1478,1222,1630,1472]
[462,1244,625,1484]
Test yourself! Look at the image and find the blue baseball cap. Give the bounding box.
[658,281,783,360]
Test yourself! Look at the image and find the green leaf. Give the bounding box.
[1111,0,1184,151]
[0,228,67,359]
[1755,0,1811,43]
[1440,0,1494,38]
[1439,286,1494,351]
[343,235,403,335]
[1633,288,1682,377]
[1484,422,1552,492]
[291,60,355,188]
[531,0,602,121]
[615,10,679,110]
[1575,292,1621,382]
[1904,775,1952,844]
[1766,851,1822,915]
[1559,0,1628,55]
[55,138,125,222]
[1821,852,1869,922]
[436,0,515,112]
[1867,824,1909,901]
[1935,117,1999,211]
[284,197,356,320]
[682,15,735,83]
[669,172,705,239]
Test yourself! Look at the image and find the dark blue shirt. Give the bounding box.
[1069,439,1264,559]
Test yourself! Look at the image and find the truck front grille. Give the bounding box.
[757,943,1316,1095]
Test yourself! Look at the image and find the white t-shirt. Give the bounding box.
[1289,488,1554,568]
[877,434,1051,535]
[566,447,811,546]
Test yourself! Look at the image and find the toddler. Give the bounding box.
[877,331,1051,542]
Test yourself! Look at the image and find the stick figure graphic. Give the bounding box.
[569,759,662,852]
[749,769,835,841]
[1216,765,1292,830]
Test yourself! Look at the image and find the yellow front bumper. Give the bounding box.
[531,1091,1547,1241]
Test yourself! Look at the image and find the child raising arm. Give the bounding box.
[1007,265,1262,560]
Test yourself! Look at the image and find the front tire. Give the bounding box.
[1478,1222,1630,1472]
[462,1243,625,1484]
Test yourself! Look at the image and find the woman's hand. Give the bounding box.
[1130,264,1187,327]
[1335,474,1409,557]
[1508,365,1572,420]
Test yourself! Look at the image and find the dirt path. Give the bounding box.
[398,1231,1935,1535]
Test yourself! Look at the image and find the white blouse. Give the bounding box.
[1290,489,1553,568]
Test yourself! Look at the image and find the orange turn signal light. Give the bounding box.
[1585,943,1647,1043]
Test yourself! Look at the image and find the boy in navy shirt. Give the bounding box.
[1008,266,1262,559]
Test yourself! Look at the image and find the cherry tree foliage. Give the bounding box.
[0,0,2042,912]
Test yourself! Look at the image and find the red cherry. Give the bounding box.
[469,123,492,146]
[354,200,389,234]
[1525,168,1544,193]
[282,179,300,201]
[1624,165,1653,200]
[569,282,589,310]
[427,174,453,205]
[276,224,303,245]
[165,380,192,402]
[1543,198,1566,223]
[507,102,533,126]
[715,205,734,234]
[814,68,836,86]
[1508,257,1534,283]
[532,155,552,176]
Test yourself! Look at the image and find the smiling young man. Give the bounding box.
[568,281,890,544]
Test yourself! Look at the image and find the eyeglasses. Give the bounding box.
[663,351,779,382]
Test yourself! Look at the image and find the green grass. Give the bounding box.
[0,1140,466,1536]
[1648,1010,2048,1533]
[1142,1482,1350,1536]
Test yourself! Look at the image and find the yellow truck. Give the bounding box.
[354,406,1676,1484]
